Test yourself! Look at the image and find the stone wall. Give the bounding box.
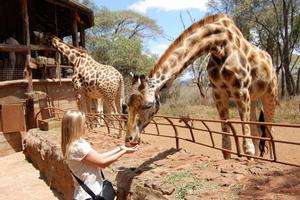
[24,128,74,200]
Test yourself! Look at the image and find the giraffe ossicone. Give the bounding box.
[126,14,277,159]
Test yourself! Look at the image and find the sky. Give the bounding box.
[94,0,209,55]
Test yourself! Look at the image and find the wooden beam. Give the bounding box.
[80,26,85,48]
[0,44,28,53]
[72,12,79,47]
[20,0,32,92]
[30,44,56,51]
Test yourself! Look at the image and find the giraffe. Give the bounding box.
[50,36,126,131]
[125,14,278,159]
[5,35,19,80]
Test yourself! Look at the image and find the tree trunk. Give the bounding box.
[296,67,300,94]
[282,0,295,96]
[281,68,285,97]
[194,76,205,98]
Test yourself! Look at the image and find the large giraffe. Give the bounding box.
[125,14,278,159]
[50,36,125,126]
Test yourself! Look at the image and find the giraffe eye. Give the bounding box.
[142,102,154,110]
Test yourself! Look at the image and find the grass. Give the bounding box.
[164,171,221,200]
[159,84,300,124]
[229,184,243,200]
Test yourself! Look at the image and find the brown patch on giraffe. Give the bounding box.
[221,19,230,27]
[261,62,270,77]
[155,71,161,78]
[256,80,266,91]
[248,51,256,64]
[250,68,258,80]
[132,77,139,85]
[221,67,234,82]
[188,37,200,47]
[168,57,177,67]
[242,42,250,55]
[232,78,242,89]
[160,75,166,81]
[162,65,169,74]
[208,67,220,82]
[138,82,145,91]
[70,54,76,62]
[235,37,241,48]
[233,91,240,99]
[211,54,223,65]
[65,50,71,55]
[226,30,234,42]
[214,92,221,100]
[202,26,224,39]
[221,83,227,89]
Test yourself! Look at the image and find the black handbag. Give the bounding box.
[70,169,116,200]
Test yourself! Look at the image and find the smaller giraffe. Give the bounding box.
[40,34,126,134]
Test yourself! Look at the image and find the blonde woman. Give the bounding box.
[61,110,138,200]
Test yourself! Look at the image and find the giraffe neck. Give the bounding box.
[51,37,88,67]
[148,14,234,91]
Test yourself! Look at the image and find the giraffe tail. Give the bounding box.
[258,109,268,157]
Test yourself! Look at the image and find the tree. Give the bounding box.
[208,0,300,96]
[90,6,163,39]
[88,34,157,76]
[71,2,162,77]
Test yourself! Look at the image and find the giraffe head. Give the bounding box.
[33,31,55,45]
[125,73,160,145]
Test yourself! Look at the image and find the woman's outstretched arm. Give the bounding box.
[82,145,138,168]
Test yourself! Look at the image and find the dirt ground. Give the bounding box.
[94,117,300,199]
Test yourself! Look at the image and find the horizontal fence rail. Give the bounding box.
[36,107,300,167]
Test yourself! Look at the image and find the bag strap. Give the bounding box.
[100,169,105,180]
[69,170,97,199]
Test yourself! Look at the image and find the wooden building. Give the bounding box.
[0,0,93,88]
[0,0,94,156]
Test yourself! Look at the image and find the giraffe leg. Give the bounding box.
[261,86,277,160]
[213,89,231,159]
[235,89,255,158]
[76,93,87,113]
[250,101,260,157]
[90,98,103,127]
[114,93,123,138]
[96,98,104,126]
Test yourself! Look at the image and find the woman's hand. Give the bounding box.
[120,144,139,153]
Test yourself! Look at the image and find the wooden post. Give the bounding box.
[80,26,85,48]
[72,12,79,47]
[20,0,32,92]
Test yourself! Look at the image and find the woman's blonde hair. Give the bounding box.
[61,110,86,159]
